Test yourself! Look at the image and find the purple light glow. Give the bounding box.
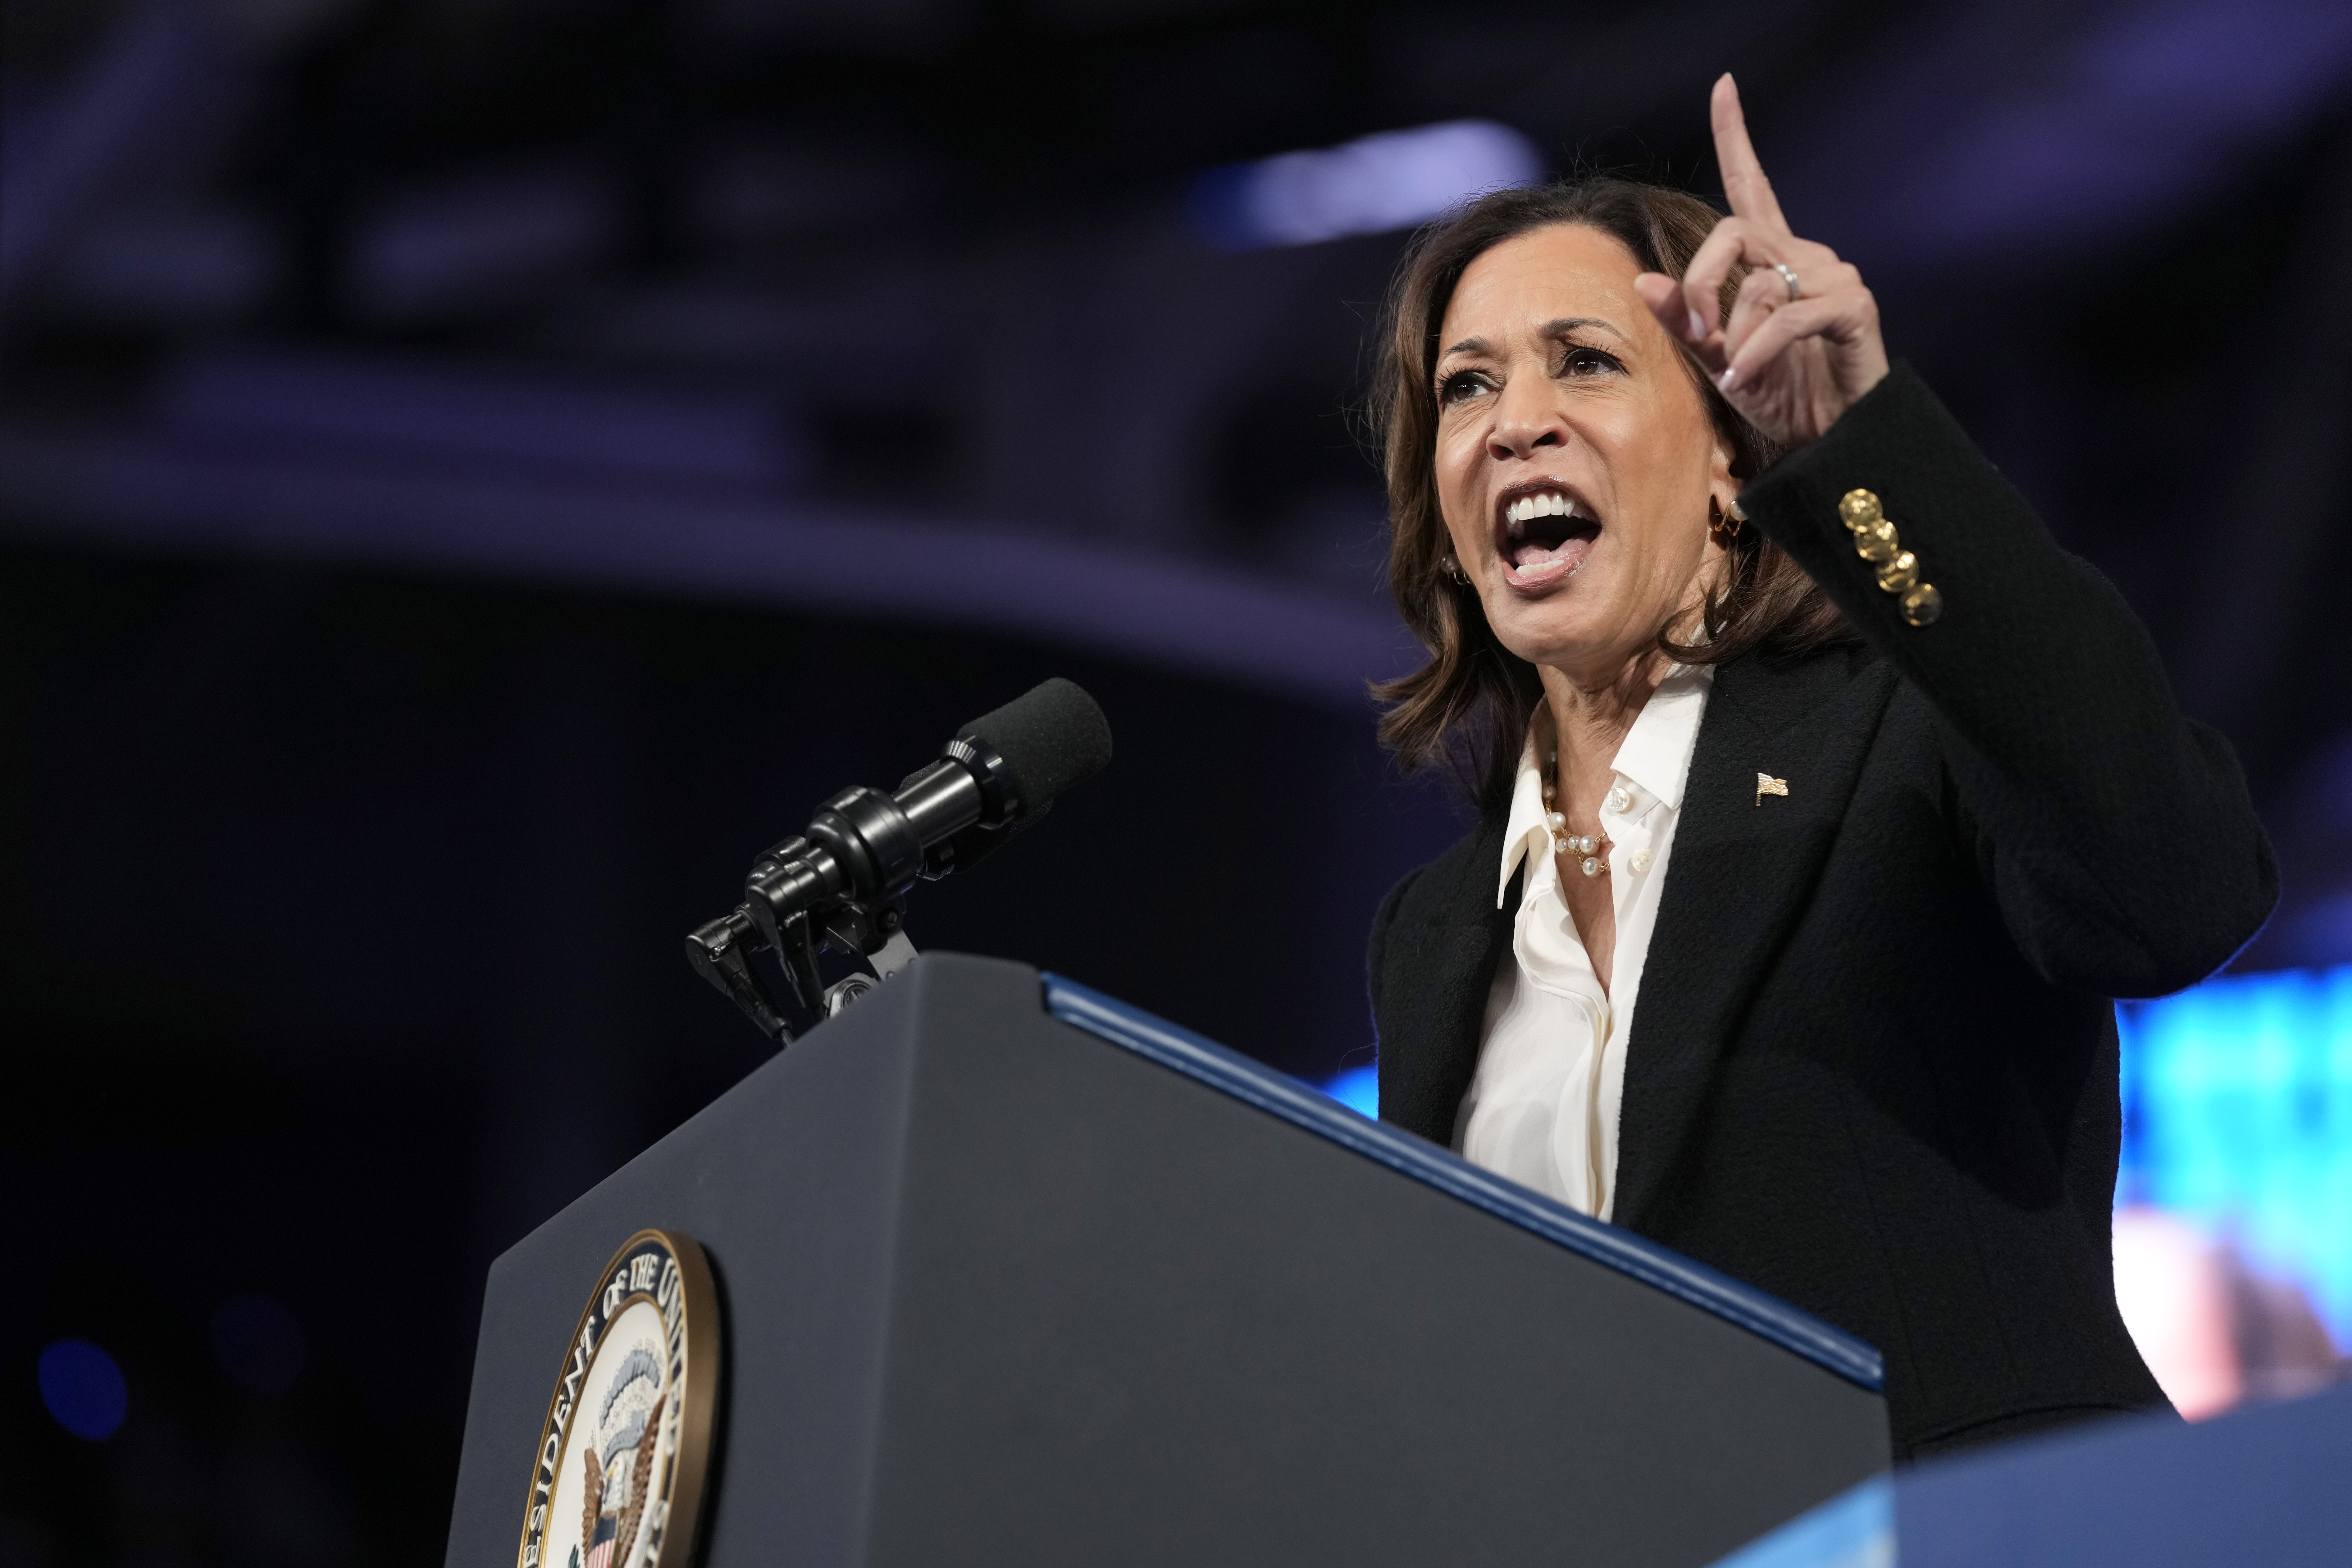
[1778,0,2352,267]
[1194,120,1542,252]
[0,423,1418,707]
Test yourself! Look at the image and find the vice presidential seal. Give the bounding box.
[516,1231,718,1568]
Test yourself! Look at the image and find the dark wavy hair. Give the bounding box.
[1370,175,1850,812]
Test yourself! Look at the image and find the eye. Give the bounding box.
[1559,345,1624,377]
[1437,370,1491,407]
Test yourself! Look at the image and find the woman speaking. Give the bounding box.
[1366,76,2276,1460]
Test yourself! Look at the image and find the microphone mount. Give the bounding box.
[687,677,1111,1047]
[684,734,1029,1046]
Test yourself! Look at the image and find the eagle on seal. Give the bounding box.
[575,1392,666,1568]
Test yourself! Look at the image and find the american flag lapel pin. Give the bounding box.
[1756,772,1788,805]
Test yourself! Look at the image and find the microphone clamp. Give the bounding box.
[685,700,1088,1048]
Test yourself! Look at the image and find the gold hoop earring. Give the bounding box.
[1708,497,1747,546]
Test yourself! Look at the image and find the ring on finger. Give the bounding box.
[1772,262,1801,302]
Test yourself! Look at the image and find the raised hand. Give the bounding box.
[1634,74,1889,450]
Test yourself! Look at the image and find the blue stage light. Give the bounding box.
[37,1339,128,1441]
[2119,965,2352,1344]
[1322,1065,1378,1119]
[1191,120,1541,252]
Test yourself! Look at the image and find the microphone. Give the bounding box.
[685,678,1112,1043]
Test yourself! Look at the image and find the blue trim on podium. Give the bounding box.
[1043,973,1885,1393]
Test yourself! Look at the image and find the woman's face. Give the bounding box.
[1432,223,1736,684]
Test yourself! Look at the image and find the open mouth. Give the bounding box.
[1494,484,1601,588]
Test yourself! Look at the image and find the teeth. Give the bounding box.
[1504,491,1577,526]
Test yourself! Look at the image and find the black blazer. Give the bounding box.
[1368,366,2277,1461]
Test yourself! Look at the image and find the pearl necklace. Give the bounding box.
[1542,747,1611,879]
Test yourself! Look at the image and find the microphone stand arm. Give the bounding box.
[684,738,1025,1048]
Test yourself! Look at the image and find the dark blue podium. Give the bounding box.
[441,954,1889,1567]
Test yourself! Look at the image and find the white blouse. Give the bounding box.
[1453,664,1714,1221]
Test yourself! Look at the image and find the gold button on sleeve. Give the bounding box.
[1839,489,1881,530]
[1900,584,1944,626]
[1875,551,1920,594]
[1853,518,1900,562]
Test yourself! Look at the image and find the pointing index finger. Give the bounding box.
[1711,73,1788,234]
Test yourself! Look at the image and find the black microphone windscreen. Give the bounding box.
[958,678,1112,813]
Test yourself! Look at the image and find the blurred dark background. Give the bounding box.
[6,0,2351,1562]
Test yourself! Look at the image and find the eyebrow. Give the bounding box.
[1543,315,1631,343]
[1439,316,1632,361]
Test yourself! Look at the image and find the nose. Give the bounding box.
[1486,376,1567,462]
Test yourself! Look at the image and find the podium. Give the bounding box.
[442,954,1889,1567]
